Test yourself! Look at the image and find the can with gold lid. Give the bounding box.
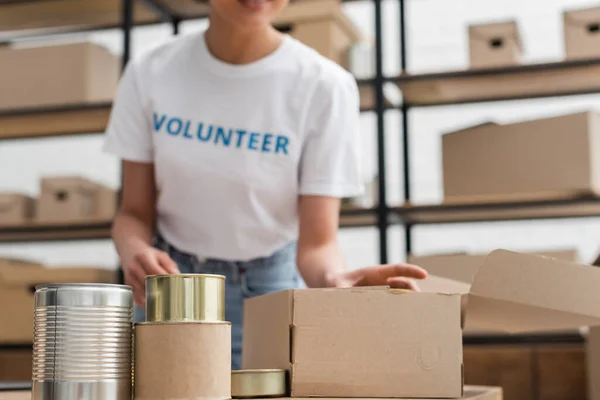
[145,274,225,322]
[231,369,287,399]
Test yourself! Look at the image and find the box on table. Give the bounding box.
[0,194,34,226]
[0,42,119,111]
[0,259,116,344]
[468,21,522,69]
[442,111,600,203]
[564,6,600,60]
[36,176,117,223]
[244,250,600,398]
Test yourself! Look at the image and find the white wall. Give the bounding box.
[2,0,600,270]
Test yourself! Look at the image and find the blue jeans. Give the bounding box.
[134,235,300,370]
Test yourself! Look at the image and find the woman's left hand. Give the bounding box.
[327,264,428,291]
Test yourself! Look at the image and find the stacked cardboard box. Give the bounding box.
[244,250,600,400]
[0,42,119,111]
[442,111,600,203]
[0,176,117,226]
[564,6,600,60]
[468,21,522,69]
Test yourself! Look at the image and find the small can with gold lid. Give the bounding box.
[145,274,225,323]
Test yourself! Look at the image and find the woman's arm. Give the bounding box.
[297,195,428,289]
[113,160,178,305]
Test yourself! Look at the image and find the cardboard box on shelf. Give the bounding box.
[36,176,117,223]
[0,194,34,226]
[0,392,30,400]
[442,111,600,203]
[276,0,362,68]
[244,250,600,398]
[588,327,600,400]
[0,42,119,111]
[0,259,116,344]
[468,21,522,69]
[564,6,600,60]
[0,348,32,382]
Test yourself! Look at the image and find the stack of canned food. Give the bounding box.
[31,275,287,400]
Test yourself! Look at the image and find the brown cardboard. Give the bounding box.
[589,327,600,400]
[0,194,33,226]
[0,392,31,400]
[0,42,119,111]
[466,250,600,333]
[243,287,464,398]
[409,250,579,284]
[134,322,231,400]
[537,344,587,400]
[468,21,522,69]
[564,6,600,60]
[0,260,116,344]
[442,111,600,203]
[36,176,117,223]
[276,0,362,68]
[266,387,503,400]
[0,348,32,381]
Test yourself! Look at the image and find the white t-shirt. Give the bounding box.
[104,31,363,261]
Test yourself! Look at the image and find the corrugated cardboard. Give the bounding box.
[442,111,600,203]
[0,348,32,381]
[0,392,31,400]
[0,260,116,344]
[465,250,600,333]
[564,6,600,60]
[243,287,464,398]
[0,194,33,226]
[276,0,362,68]
[468,21,522,69]
[588,327,600,400]
[0,42,119,111]
[134,322,231,400]
[36,176,117,223]
[245,250,600,399]
[409,250,579,284]
[267,387,502,400]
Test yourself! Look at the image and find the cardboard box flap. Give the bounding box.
[469,21,522,51]
[465,250,600,333]
[242,290,294,370]
[565,6,600,27]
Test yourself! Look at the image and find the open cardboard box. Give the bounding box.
[244,250,600,398]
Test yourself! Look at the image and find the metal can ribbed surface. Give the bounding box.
[32,283,133,400]
[231,369,287,398]
[146,274,225,322]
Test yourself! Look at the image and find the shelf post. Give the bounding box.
[374,0,389,264]
[122,0,134,70]
[399,0,413,256]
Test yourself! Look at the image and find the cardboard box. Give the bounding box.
[244,250,600,398]
[134,322,231,400]
[589,327,600,400]
[0,348,32,382]
[36,176,117,223]
[564,6,600,60]
[0,392,30,400]
[442,111,600,203]
[0,194,33,226]
[0,42,119,111]
[0,259,116,344]
[276,0,362,68]
[468,21,522,69]
[243,287,463,398]
[537,344,586,400]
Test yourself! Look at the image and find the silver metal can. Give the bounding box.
[32,283,134,400]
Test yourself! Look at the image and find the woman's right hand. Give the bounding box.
[123,247,180,306]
